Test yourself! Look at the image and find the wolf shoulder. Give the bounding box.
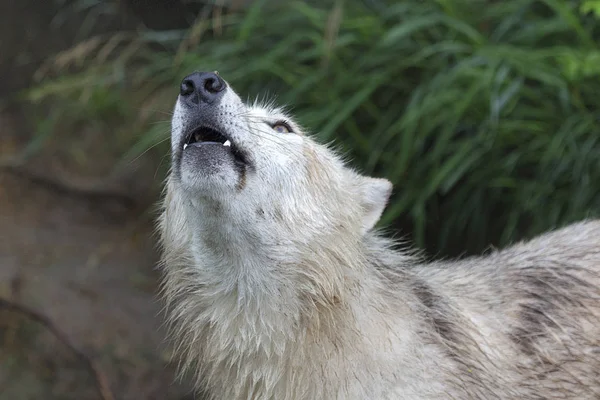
[445,219,600,270]
[497,218,600,266]
[415,218,600,311]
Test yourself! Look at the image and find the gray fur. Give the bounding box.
[158,77,600,399]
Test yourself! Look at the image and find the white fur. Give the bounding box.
[158,78,600,399]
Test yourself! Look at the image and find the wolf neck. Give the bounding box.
[162,189,420,397]
[188,202,363,308]
[183,196,384,337]
[169,202,375,394]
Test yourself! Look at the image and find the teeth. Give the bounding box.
[223,140,231,147]
[183,143,188,150]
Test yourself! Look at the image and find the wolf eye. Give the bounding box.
[272,122,291,133]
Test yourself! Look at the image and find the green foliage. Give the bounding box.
[27,0,600,256]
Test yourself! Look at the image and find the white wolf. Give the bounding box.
[158,71,600,399]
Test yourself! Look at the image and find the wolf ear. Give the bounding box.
[357,177,392,234]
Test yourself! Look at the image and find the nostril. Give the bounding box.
[204,77,224,94]
[179,71,226,105]
[180,79,195,97]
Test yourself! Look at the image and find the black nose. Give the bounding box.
[179,71,226,105]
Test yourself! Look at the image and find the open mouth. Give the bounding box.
[183,126,231,149]
[181,126,249,166]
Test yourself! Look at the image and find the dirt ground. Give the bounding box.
[0,134,194,400]
[0,2,199,397]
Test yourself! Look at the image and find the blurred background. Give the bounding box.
[1,0,599,398]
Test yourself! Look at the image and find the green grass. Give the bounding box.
[25,0,600,256]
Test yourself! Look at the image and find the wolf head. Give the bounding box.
[169,71,392,247]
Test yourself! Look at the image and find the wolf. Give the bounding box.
[158,71,600,399]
